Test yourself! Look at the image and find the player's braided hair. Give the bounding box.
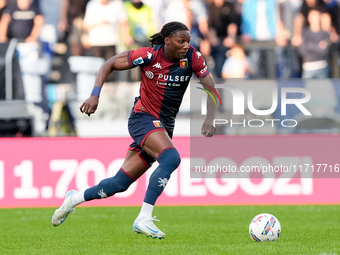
[149,21,189,47]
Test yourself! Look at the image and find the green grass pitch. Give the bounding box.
[0,205,339,255]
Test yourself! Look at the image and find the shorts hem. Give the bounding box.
[128,146,152,168]
[140,128,167,147]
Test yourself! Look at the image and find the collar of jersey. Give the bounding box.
[161,46,178,63]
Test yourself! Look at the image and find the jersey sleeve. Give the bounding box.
[191,48,210,78]
[127,47,154,68]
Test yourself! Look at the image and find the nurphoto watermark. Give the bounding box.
[190,80,340,179]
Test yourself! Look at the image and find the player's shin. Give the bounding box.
[84,168,136,201]
[137,148,181,219]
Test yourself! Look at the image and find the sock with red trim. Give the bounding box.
[144,148,181,205]
[84,169,135,201]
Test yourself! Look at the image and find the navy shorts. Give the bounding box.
[128,111,173,167]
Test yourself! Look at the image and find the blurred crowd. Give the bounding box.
[1,0,340,82]
[1,0,340,136]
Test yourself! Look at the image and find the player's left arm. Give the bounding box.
[198,72,219,137]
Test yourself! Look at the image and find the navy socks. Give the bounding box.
[84,169,135,201]
[144,148,181,205]
[83,148,181,205]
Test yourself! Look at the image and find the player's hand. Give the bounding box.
[201,117,216,137]
[79,95,99,116]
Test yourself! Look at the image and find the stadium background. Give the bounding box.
[0,0,339,222]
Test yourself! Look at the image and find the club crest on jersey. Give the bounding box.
[180,58,188,68]
[145,70,154,79]
[132,57,144,66]
[153,120,162,127]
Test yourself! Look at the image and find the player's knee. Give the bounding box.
[171,149,181,169]
[158,147,181,170]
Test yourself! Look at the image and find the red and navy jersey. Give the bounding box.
[128,44,210,130]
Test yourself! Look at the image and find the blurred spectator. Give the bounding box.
[298,9,331,78]
[58,0,89,56]
[39,0,62,26]
[142,0,167,30]
[83,0,132,60]
[241,0,279,42]
[163,0,189,27]
[0,0,44,43]
[323,0,340,36]
[39,0,63,39]
[184,0,209,52]
[0,0,6,21]
[124,0,155,47]
[291,0,337,46]
[276,0,302,78]
[241,0,285,78]
[221,43,255,79]
[278,0,303,42]
[161,0,208,51]
[39,0,63,77]
[207,0,241,78]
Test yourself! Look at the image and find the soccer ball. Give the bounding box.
[249,213,281,242]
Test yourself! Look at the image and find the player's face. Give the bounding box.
[165,30,191,60]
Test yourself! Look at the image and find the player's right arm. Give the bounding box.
[79,51,132,116]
